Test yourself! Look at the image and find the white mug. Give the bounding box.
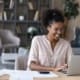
[19,16,24,21]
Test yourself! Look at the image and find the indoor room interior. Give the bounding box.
[0,0,80,80]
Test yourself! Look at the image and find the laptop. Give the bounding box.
[62,48,80,76]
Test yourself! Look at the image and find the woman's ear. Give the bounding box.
[47,25,51,31]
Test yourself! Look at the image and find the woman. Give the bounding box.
[27,9,73,72]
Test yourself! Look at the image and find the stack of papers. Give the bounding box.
[0,69,58,80]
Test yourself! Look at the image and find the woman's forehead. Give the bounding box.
[51,21,64,27]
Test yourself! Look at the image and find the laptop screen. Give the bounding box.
[72,48,80,55]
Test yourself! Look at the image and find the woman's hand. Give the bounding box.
[54,67,64,72]
[53,64,68,72]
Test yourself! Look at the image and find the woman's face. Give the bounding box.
[47,22,64,40]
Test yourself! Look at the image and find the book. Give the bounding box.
[4,0,10,8]
[28,2,34,10]
[33,10,39,21]
[0,0,3,3]
[16,26,21,33]
[0,12,2,20]
[3,11,7,20]
[9,0,14,9]
[10,13,14,20]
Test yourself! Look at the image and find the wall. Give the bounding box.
[51,0,64,11]
[51,0,80,41]
[75,0,80,27]
[66,0,80,41]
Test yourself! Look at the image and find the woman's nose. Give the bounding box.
[57,30,61,34]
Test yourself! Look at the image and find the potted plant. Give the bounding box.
[64,0,79,41]
[64,0,79,19]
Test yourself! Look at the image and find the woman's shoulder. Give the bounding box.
[32,35,45,42]
[60,38,71,46]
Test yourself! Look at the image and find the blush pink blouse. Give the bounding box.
[27,35,72,70]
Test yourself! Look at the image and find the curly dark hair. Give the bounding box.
[42,9,64,28]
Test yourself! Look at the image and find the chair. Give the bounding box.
[0,29,20,65]
[0,29,20,51]
[15,47,29,70]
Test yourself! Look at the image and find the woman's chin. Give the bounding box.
[55,37,60,41]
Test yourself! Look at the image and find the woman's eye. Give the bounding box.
[55,28,64,32]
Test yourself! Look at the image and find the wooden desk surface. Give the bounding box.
[0,72,80,80]
[34,72,80,80]
[0,74,9,80]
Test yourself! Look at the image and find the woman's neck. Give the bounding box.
[46,34,59,48]
[46,34,58,43]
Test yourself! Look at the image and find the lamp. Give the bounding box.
[27,26,41,39]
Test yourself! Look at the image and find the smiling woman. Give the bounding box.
[27,9,73,72]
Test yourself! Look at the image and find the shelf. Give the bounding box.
[17,33,27,36]
[16,20,41,24]
[27,20,41,24]
[0,0,50,48]
[4,8,15,11]
[3,20,15,23]
[16,20,27,23]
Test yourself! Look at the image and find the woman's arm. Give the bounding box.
[29,61,55,71]
[29,61,67,72]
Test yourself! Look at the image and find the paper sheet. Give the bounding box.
[0,69,58,80]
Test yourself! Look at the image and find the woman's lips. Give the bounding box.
[55,34,60,39]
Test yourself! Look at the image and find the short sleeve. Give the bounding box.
[27,37,39,67]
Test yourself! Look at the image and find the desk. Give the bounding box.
[0,72,80,80]
[34,72,80,80]
[0,74,9,80]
